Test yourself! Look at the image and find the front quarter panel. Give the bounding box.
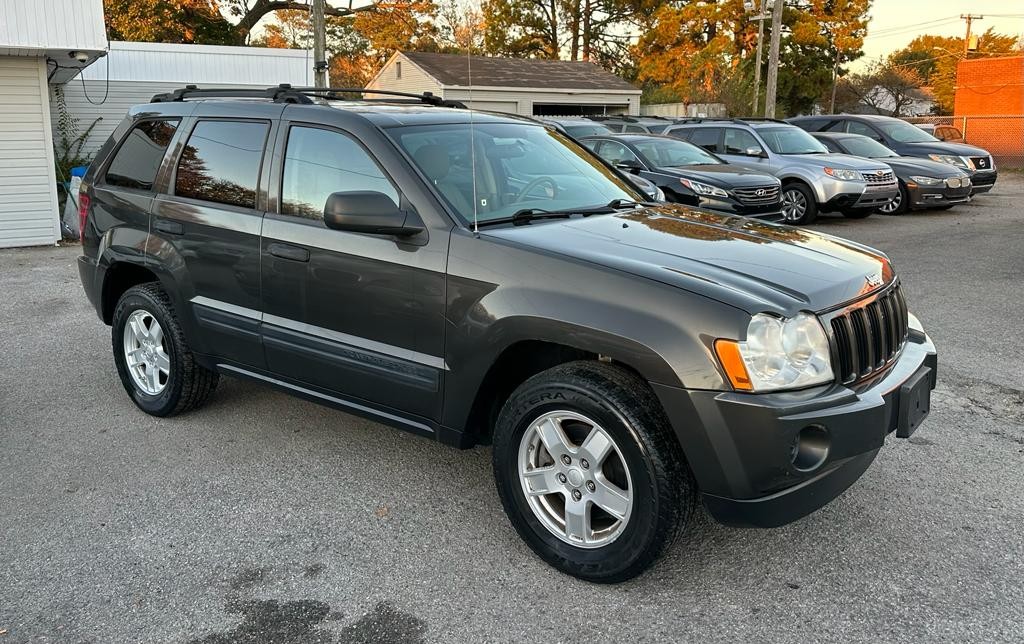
[441,227,750,430]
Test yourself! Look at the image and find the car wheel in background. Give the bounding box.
[492,361,695,583]
[878,182,909,215]
[111,282,219,417]
[780,183,818,225]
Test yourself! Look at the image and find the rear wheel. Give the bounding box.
[112,283,218,417]
[878,182,909,215]
[780,183,818,225]
[492,361,695,583]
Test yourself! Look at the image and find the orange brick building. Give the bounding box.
[953,56,1024,167]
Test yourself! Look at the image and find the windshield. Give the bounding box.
[876,119,939,143]
[563,123,614,137]
[839,136,899,158]
[389,122,640,224]
[632,137,722,166]
[759,127,829,155]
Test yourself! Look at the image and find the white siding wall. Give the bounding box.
[366,54,443,95]
[0,0,106,53]
[0,57,59,248]
[440,88,639,116]
[53,80,275,158]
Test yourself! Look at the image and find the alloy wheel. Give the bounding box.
[781,188,808,222]
[517,410,633,548]
[879,190,902,214]
[122,309,170,395]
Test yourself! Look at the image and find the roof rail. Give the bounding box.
[670,116,788,125]
[150,84,467,108]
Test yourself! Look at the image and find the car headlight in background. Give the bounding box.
[823,167,864,181]
[654,186,666,201]
[928,154,972,170]
[715,313,834,392]
[679,178,728,198]
[910,175,944,186]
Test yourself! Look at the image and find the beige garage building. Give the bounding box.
[367,52,640,117]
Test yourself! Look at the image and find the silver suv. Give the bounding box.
[665,119,898,224]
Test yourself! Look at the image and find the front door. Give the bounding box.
[259,122,447,420]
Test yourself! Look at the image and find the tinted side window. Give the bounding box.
[175,120,268,209]
[625,125,647,133]
[688,128,721,153]
[594,141,640,165]
[105,120,178,190]
[846,120,880,139]
[724,128,761,154]
[281,125,399,219]
[819,138,843,153]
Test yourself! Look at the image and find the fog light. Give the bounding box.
[791,425,830,472]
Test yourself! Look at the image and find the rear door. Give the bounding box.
[150,103,282,368]
[259,118,448,420]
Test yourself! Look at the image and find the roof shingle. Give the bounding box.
[401,52,637,91]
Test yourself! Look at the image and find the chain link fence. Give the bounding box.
[903,115,1024,169]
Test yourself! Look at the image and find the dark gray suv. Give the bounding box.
[77,86,937,583]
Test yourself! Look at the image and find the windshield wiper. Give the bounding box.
[475,208,572,228]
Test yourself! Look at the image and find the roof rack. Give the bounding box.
[670,116,787,125]
[586,115,674,123]
[150,84,467,108]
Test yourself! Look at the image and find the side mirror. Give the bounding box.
[745,146,766,157]
[323,191,422,236]
[615,159,643,173]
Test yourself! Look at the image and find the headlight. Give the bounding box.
[715,313,834,392]
[928,154,971,169]
[654,186,666,202]
[823,167,863,181]
[679,178,728,198]
[910,175,943,186]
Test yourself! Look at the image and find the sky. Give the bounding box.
[852,0,1024,71]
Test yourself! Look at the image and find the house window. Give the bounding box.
[396,62,402,79]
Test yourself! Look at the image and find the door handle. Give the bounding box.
[154,219,184,235]
[267,242,309,263]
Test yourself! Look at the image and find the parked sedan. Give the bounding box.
[811,132,972,215]
[580,134,782,219]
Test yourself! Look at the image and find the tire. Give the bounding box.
[841,208,873,219]
[111,282,218,417]
[492,361,696,583]
[780,182,818,225]
[877,182,909,215]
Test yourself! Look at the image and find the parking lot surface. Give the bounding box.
[2,175,1023,643]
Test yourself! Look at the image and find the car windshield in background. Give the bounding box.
[759,127,829,155]
[563,124,614,138]
[840,136,899,158]
[632,138,722,167]
[878,120,939,143]
[388,122,640,224]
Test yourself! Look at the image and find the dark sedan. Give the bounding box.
[811,132,972,215]
[788,114,997,195]
[580,134,782,219]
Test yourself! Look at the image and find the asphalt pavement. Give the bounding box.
[1,174,1022,643]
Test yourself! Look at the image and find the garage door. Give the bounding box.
[0,57,59,248]
[465,100,519,115]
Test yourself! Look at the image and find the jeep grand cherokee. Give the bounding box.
[77,86,937,583]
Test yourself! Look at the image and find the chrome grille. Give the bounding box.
[732,185,780,204]
[827,283,909,385]
[864,170,895,184]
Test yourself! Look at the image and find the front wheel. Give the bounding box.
[878,182,909,215]
[780,183,818,225]
[492,361,695,583]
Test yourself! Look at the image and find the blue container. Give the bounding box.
[70,165,87,178]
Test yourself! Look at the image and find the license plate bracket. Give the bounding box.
[896,366,933,438]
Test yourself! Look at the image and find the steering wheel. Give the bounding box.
[513,176,559,203]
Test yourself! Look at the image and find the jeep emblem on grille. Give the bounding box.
[755,188,766,196]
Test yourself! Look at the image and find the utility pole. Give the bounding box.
[764,0,783,118]
[751,0,769,115]
[312,0,328,88]
[960,14,983,57]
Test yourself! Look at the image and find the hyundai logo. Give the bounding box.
[755,188,766,196]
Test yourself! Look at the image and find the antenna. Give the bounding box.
[467,37,479,235]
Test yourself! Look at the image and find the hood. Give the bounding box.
[880,156,965,178]
[483,204,893,315]
[900,141,989,157]
[656,164,780,187]
[788,153,891,171]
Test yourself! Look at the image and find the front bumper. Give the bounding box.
[691,195,782,221]
[818,177,899,211]
[652,331,937,528]
[905,182,971,209]
[969,170,997,194]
